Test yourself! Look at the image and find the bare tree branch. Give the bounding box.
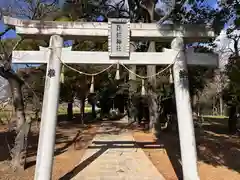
[157,0,176,25]
[0,27,12,38]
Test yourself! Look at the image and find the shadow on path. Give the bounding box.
[59,140,163,180]
[156,133,183,180]
[59,147,108,180]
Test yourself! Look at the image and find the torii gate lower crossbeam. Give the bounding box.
[12,48,218,66]
[4,16,219,180]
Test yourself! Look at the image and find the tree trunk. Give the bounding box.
[92,103,96,118]
[80,97,85,124]
[234,39,239,57]
[142,1,159,135]
[127,43,137,123]
[228,105,237,134]
[8,77,30,171]
[197,96,201,117]
[147,41,159,135]
[89,94,96,118]
[148,89,159,135]
[67,102,73,121]
[128,79,137,123]
[219,95,224,116]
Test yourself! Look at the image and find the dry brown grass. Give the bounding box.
[133,117,240,180]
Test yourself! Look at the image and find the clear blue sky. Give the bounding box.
[0,0,16,40]
[0,26,16,39]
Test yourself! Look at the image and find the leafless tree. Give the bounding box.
[0,0,59,171]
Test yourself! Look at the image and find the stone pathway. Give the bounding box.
[70,118,165,180]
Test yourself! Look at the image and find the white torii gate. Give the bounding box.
[4,16,218,180]
[12,46,217,66]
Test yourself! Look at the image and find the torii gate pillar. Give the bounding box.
[172,37,199,180]
[34,35,63,180]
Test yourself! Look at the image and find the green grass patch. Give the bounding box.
[0,111,11,118]
[57,106,100,115]
[58,107,80,115]
[1,106,100,118]
[0,111,12,123]
[201,115,228,119]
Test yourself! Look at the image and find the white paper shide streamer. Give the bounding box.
[90,75,94,93]
[141,79,146,96]
[115,63,120,80]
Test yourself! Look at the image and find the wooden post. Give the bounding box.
[34,35,63,180]
[171,37,199,180]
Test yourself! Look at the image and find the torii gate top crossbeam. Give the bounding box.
[3,16,215,42]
